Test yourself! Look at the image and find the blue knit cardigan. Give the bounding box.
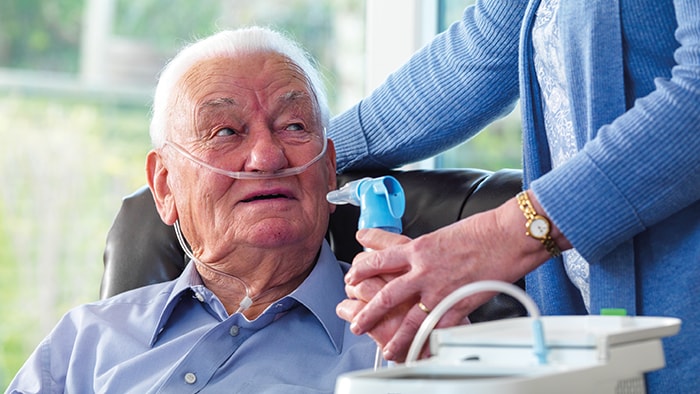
[329,0,700,391]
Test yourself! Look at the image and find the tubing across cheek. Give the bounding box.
[164,128,328,180]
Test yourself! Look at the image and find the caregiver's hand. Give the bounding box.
[342,193,569,362]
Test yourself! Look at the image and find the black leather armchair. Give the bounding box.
[101,168,526,322]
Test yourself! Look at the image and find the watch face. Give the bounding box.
[528,216,550,239]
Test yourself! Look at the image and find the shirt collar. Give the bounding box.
[150,240,349,352]
[285,240,348,353]
[148,262,204,346]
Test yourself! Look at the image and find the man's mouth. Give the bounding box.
[242,193,292,203]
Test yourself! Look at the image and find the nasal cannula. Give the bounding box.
[169,130,327,313]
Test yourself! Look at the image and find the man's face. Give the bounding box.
[159,52,336,263]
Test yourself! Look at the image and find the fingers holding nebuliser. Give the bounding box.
[348,267,423,336]
[355,228,411,251]
[337,295,412,350]
[344,275,386,303]
[345,229,412,285]
[336,298,365,325]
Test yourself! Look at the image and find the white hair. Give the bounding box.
[149,27,330,148]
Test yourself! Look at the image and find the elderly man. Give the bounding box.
[7,27,377,393]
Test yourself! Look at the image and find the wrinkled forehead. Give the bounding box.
[176,52,315,109]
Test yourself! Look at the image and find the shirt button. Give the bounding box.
[184,372,197,384]
[230,325,240,337]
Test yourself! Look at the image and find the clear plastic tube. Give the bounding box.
[373,346,383,370]
[164,128,327,180]
[174,220,253,314]
[167,129,327,312]
[405,280,548,365]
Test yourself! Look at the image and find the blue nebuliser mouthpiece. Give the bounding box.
[327,176,405,233]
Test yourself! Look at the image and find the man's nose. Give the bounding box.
[243,128,289,173]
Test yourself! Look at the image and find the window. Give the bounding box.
[364,0,521,171]
[435,0,522,170]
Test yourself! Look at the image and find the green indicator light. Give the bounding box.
[600,308,628,316]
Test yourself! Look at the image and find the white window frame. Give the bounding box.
[364,0,439,169]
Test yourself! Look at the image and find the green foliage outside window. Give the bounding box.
[0,95,152,388]
[0,0,83,72]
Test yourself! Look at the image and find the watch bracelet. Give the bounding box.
[516,191,562,257]
[541,236,562,257]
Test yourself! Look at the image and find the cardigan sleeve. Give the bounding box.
[531,0,700,262]
[329,0,528,172]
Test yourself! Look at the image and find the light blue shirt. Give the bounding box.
[6,241,377,393]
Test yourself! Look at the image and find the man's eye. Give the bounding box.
[285,123,305,132]
[278,123,314,144]
[215,127,237,137]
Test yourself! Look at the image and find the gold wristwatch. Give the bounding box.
[516,191,561,257]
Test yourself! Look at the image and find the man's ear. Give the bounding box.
[146,150,178,225]
[325,138,337,213]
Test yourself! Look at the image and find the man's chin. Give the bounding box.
[244,221,307,248]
